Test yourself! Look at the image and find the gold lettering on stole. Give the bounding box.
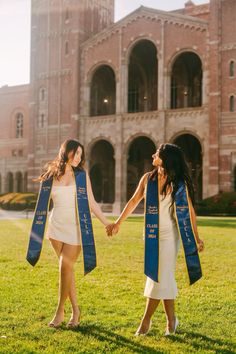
[147,206,158,214]
[78,187,86,194]
[42,186,50,192]
[36,211,46,216]
[148,234,157,239]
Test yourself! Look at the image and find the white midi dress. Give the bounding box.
[46,184,81,245]
[144,194,180,300]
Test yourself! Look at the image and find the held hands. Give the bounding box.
[105,222,120,237]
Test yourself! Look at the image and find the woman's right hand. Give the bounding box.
[197,238,204,252]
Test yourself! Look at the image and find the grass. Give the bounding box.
[0,216,235,354]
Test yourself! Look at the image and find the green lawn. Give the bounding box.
[0,216,235,354]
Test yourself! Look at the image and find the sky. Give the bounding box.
[0,0,209,87]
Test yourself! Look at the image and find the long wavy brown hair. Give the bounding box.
[37,139,85,182]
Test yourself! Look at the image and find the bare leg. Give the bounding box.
[67,270,81,326]
[136,298,160,334]
[50,239,79,314]
[50,238,80,317]
[163,299,176,332]
[50,238,63,258]
[49,240,81,326]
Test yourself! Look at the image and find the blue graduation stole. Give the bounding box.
[144,175,160,282]
[73,169,97,275]
[26,170,96,275]
[145,176,202,285]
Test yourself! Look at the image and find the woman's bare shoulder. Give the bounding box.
[140,172,152,186]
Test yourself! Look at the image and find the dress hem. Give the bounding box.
[47,235,81,246]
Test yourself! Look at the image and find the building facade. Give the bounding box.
[0,0,236,212]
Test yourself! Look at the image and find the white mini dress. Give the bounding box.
[144,194,180,300]
[46,184,81,245]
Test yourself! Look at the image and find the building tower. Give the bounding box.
[28,0,114,191]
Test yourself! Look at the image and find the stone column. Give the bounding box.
[113,29,127,214]
[113,120,123,214]
[3,174,7,194]
[158,21,165,111]
[208,0,221,196]
[13,173,18,193]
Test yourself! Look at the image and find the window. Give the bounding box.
[39,88,46,102]
[230,95,235,112]
[230,61,235,77]
[65,41,69,56]
[38,113,46,128]
[16,113,23,138]
[65,7,69,22]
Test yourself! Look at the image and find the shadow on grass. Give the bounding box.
[197,219,236,229]
[66,323,164,354]
[165,330,235,354]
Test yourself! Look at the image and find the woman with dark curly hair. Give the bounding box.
[27,139,110,328]
[106,143,204,336]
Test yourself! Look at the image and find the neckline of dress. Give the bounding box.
[53,185,74,187]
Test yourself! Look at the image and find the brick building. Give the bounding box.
[0,0,235,212]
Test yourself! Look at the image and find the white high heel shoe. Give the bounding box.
[134,320,152,336]
[165,317,179,336]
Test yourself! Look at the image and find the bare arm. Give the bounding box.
[110,173,149,234]
[86,171,110,226]
[188,198,204,252]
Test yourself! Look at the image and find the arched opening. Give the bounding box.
[90,65,116,116]
[15,172,23,192]
[65,41,69,55]
[65,7,70,22]
[173,134,202,201]
[16,113,24,138]
[89,140,115,203]
[127,136,156,200]
[7,172,14,193]
[128,40,158,113]
[230,95,235,112]
[230,60,235,77]
[171,52,202,109]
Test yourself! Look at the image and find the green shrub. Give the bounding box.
[0,192,37,211]
[196,192,236,216]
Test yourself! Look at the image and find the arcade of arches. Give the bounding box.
[0,172,27,194]
[88,135,203,208]
[89,45,202,116]
[1,137,204,206]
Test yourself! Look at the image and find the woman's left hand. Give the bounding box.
[197,238,204,252]
[105,223,120,237]
[106,224,114,237]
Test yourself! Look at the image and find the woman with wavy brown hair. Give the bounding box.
[30,139,110,328]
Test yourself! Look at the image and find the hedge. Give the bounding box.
[196,192,236,216]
